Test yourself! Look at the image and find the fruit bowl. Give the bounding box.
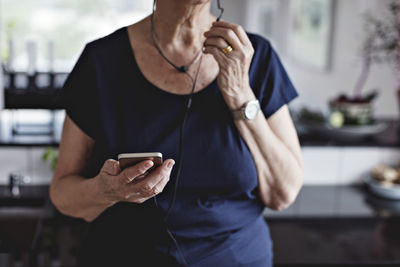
[329,100,373,125]
[363,165,400,200]
[295,107,388,140]
[364,175,400,200]
[328,92,377,127]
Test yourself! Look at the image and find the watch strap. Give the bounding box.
[232,108,246,120]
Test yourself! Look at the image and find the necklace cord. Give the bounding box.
[151,14,203,73]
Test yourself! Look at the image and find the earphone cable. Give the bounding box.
[151,1,223,265]
[216,0,224,21]
[152,58,201,266]
[164,53,203,221]
[151,2,204,266]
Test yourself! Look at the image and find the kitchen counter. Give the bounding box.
[1,185,400,266]
[6,185,398,219]
[297,118,400,147]
[264,185,400,218]
[265,186,400,266]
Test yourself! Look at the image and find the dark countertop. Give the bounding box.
[264,185,400,218]
[265,186,400,266]
[297,118,400,147]
[1,185,400,265]
[3,185,398,219]
[0,185,49,207]
[269,217,400,266]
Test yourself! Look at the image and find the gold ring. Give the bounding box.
[221,45,233,54]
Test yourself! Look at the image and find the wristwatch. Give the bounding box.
[232,99,261,121]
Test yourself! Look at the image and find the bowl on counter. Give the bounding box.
[293,105,389,141]
[363,174,400,200]
[329,100,373,126]
[328,91,378,126]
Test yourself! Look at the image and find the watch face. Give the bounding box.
[244,102,260,119]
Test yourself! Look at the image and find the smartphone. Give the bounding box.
[118,152,163,170]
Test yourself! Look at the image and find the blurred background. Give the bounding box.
[0,0,400,266]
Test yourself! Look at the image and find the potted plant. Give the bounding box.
[42,147,58,171]
[329,0,400,127]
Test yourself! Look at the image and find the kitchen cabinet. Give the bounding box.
[300,119,400,185]
[302,147,398,185]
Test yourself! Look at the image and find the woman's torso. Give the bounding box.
[77,24,272,266]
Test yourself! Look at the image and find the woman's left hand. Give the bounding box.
[203,21,255,110]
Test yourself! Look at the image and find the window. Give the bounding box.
[1,0,153,72]
[0,1,153,141]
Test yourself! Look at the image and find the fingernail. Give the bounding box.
[167,161,175,168]
[146,161,154,168]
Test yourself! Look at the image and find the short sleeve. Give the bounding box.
[252,37,299,119]
[57,44,101,139]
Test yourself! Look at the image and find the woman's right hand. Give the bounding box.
[96,158,175,205]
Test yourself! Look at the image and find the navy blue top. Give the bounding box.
[59,26,298,267]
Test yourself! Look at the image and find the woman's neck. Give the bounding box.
[152,1,215,50]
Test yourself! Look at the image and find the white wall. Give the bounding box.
[223,0,399,118]
[0,0,4,111]
[285,0,398,118]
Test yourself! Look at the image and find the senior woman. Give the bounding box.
[50,0,303,266]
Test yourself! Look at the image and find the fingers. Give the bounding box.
[101,159,121,176]
[204,37,230,50]
[131,159,175,198]
[204,27,242,50]
[203,45,227,66]
[211,21,251,47]
[128,167,172,204]
[151,168,171,195]
[120,160,154,184]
